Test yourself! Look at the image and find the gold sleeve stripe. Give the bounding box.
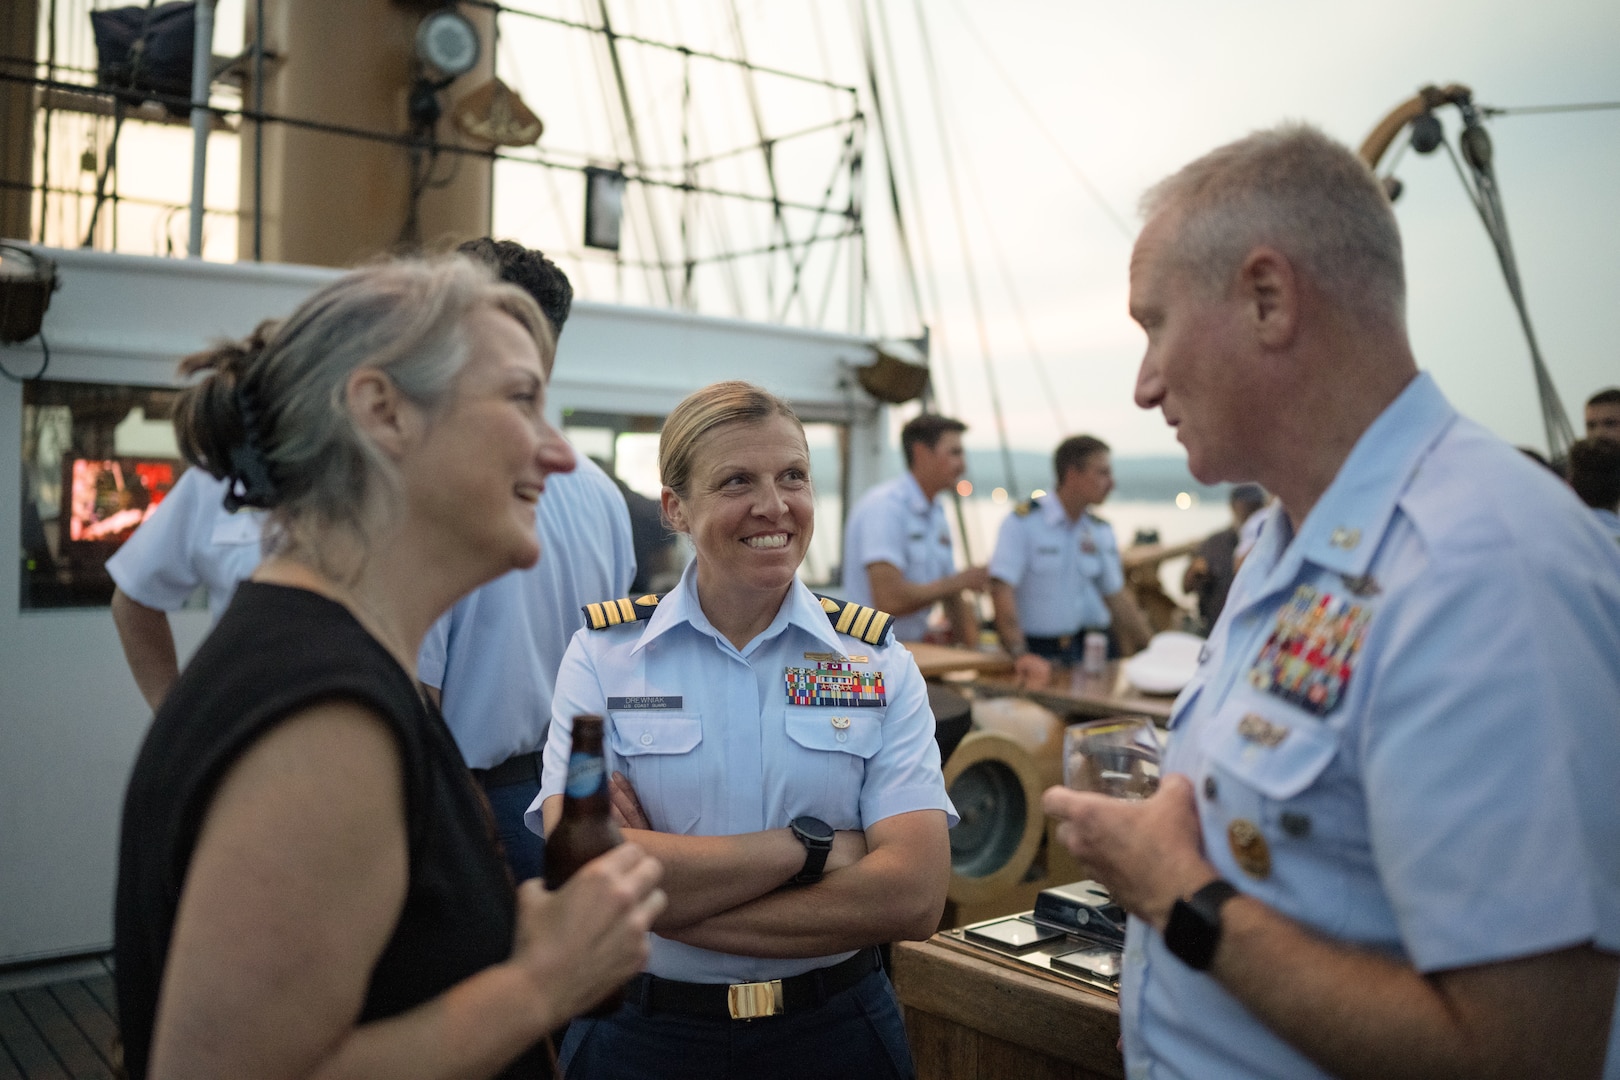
[604,601,623,625]
[835,601,859,635]
[864,610,891,644]
[586,602,607,629]
[616,597,637,622]
[850,605,874,641]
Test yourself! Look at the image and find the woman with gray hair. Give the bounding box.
[114,256,664,1080]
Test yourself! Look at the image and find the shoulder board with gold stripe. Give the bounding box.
[583,593,663,631]
[814,594,895,646]
[1013,497,1038,517]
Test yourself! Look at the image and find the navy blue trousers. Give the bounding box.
[484,775,545,883]
[558,968,915,1080]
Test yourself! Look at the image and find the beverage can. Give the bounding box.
[1082,631,1108,676]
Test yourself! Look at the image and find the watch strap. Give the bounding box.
[1165,878,1238,971]
[790,818,832,885]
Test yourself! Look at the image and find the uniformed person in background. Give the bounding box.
[839,413,990,646]
[1044,124,1620,1078]
[418,238,637,886]
[989,434,1153,686]
[531,381,955,1080]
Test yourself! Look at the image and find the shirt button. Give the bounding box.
[1280,811,1311,838]
[836,731,849,743]
[639,732,654,746]
[1203,775,1218,801]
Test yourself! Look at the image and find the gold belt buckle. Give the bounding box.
[727,978,784,1020]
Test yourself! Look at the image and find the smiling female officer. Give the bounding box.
[531,381,956,1080]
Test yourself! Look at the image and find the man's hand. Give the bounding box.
[1012,652,1052,688]
[1042,774,1218,930]
[957,565,991,593]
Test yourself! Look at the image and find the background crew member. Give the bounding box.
[108,423,267,711]
[1568,436,1620,543]
[989,434,1152,687]
[419,239,636,883]
[1044,124,1620,1079]
[1181,481,1266,632]
[533,382,954,1080]
[1587,386,1620,442]
[840,412,989,645]
[116,256,664,1080]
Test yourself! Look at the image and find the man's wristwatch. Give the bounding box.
[788,816,834,885]
[1163,878,1239,970]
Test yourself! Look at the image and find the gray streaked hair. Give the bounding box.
[1141,123,1406,327]
[174,255,552,561]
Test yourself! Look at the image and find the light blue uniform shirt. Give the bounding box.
[1593,506,1620,545]
[106,467,265,622]
[419,453,635,769]
[840,472,957,641]
[987,497,1123,635]
[531,562,958,984]
[1121,374,1620,1079]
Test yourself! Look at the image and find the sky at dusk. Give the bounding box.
[60,0,1620,458]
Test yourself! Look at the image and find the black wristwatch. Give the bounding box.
[1163,879,1239,971]
[788,816,834,885]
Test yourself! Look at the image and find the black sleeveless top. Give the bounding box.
[114,583,547,1078]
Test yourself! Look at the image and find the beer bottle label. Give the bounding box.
[566,752,605,798]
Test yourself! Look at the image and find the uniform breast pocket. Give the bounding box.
[607,711,704,834]
[1029,546,1064,575]
[783,706,885,813]
[1204,696,1368,932]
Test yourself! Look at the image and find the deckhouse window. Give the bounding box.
[20,379,189,610]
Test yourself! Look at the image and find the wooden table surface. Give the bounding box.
[969,661,1177,723]
[903,642,1016,679]
[892,934,1124,1080]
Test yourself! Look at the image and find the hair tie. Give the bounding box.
[224,383,278,511]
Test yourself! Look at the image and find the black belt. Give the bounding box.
[1026,629,1104,656]
[633,947,881,1021]
[469,751,542,790]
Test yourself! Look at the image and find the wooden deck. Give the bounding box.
[0,957,120,1080]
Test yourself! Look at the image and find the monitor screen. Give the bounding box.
[65,456,180,544]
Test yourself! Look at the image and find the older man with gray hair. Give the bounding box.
[1044,124,1620,1078]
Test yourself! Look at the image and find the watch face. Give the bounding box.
[792,816,834,843]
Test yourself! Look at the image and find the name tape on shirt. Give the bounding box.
[606,696,684,711]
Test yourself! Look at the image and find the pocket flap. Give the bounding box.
[1206,703,1337,801]
[784,705,884,759]
[608,712,702,756]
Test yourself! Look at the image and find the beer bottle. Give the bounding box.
[544,714,626,1016]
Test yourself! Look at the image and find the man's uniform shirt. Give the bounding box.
[419,453,635,769]
[106,467,264,622]
[987,496,1123,636]
[1122,374,1620,1079]
[839,473,956,642]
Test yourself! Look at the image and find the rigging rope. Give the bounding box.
[1482,100,1620,117]
[850,0,932,377]
[1436,127,1575,459]
[941,0,1134,242]
[594,0,678,305]
[866,0,961,413]
[912,0,1018,494]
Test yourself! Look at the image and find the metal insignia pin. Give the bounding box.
[1329,527,1362,550]
[1340,573,1381,597]
[1228,819,1272,879]
[831,716,852,729]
